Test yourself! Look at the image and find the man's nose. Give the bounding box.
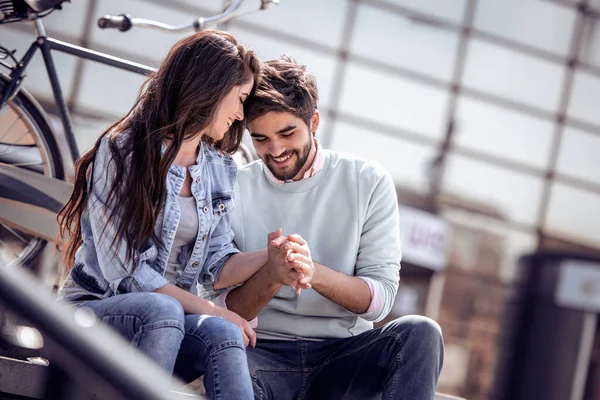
[268,140,285,157]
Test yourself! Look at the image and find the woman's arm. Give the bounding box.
[213,249,267,290]
[154,282,223,315]
[154,282,256,347]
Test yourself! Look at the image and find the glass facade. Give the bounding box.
[2,0,598,282]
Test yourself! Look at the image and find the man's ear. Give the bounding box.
[310,110,320,135]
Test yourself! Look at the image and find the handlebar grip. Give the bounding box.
[97,14,132,32]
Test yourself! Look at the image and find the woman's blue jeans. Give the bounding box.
[80,292,253,400]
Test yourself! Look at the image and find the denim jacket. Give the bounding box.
[59,133,239,302]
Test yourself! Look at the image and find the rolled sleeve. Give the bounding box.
[201,210,240,286]
[108,262,169,294]
[203,247,239,285]
[357,277,384,315]
[131,262,169,292]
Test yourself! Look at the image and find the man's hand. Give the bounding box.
[210,305,257,347]
[222,229,302,322]
[265,229,305,287]
[283,234,314,294]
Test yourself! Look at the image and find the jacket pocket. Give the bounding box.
[211,193,234,216]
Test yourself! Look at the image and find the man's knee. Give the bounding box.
[387,315,443,346]
[385,315,444,372]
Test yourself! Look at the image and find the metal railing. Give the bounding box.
[0,262,193,399]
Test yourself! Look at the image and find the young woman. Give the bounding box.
[57,30,264,399]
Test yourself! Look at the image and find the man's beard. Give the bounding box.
[265,138,313,181]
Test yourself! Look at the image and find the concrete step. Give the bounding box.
[0,356,465,400]
[0,355,46,399]
[0,355,201,399]
[436,394,466,400]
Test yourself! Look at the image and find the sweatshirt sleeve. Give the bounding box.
[353,166,401,322]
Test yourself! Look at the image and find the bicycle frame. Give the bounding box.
[0,18,156,164]
[0,18,156,249]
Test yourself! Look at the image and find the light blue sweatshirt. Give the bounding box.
[219,149,402,340]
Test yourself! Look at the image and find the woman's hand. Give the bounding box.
[209,305,257,347]
[154,283,257,347]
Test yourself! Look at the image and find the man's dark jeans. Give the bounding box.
[247,315,444,400]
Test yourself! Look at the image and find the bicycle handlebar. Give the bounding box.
[97,14,132,32]
[96,0,279,33]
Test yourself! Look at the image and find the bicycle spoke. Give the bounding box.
[0,145,40,158]
[7,161,44,167]
[0,136,31,156]
[0,236,22,261]
[0,143,45,174]
[0,113,20,143]
[1,222,29,245]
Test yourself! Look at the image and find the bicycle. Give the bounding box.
[0,0,276,271]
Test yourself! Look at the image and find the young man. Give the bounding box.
[205,57,443,399]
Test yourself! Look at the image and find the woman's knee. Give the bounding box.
[187,315,245,349]
[133,292,185,328]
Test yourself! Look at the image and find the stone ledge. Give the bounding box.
[175,392,466,399]
[0,356,465,400]
[0,356,46,399]
[436,394,467,400]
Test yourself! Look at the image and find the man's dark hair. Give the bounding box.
[245,55,319,128]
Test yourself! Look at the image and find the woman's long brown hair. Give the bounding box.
[58,30,260,269]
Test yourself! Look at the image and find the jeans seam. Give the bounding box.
[142,319,185,332]
[251,366,302,374]
[388,335,403,400]
[184,332,245,356]
[99,314,185,334]
[299,342,308,400]
[209,340,246,355]
[209,350,221,400]
[100,315,184,348]
[252,367,303,400]
[252,373,263,400]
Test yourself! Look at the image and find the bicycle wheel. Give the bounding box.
[0,74,64,268]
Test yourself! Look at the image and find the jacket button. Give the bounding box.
[219,203,225,211]
[203,206,209,213]
[192,261,199,267]
[202,234,208,240]
[196,177,201,183]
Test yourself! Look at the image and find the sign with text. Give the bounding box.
[398,206,451,272]
[556,259,600,312]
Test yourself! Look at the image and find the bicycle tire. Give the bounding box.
[0,74,65,269]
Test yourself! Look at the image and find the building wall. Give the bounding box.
[1,0,599,259]
[2,1,600,398]
[437,222,506,400]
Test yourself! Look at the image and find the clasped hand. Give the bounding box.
[266,228,314,295]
